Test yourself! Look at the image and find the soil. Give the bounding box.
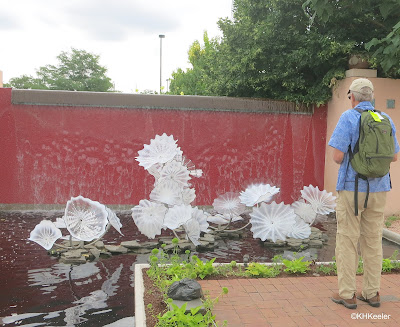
[386,219,400,234]
[142,265,400,327]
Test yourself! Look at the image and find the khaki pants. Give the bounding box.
[335,190,387,299]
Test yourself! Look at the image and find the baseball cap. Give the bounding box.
[348,78,374,93]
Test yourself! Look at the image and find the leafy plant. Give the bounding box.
[282,256,311,274]
[384,215,400,228]
[315,264,334,275]
[246,262,281,278]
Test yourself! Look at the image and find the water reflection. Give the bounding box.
[2,261,129,326]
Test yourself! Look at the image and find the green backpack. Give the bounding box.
[349,108,395,215]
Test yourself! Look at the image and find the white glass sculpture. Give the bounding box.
[29,220,62,250]
[183,218,201,246]
[239,183,280,207]
[300,185,336,215]
[64,196,109,242]
[54,217,67,228]
[147,163,162,181]
[182,188,196,205]
[189,169,203,178]
[150,180,183,206]
[163,204,193,230]
[106,208,123,236]
[136,133,183,169]
[249,202,297,242]
[291,199,317,225]
[286,217,312,239]
[159,160,191,188]
[212,192,246,217]
[192,207,209,233]
[206,213,243,225]
[131,200,167,239]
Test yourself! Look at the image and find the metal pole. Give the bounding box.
[159,34,165,94]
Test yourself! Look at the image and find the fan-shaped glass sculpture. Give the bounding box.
[239,184,280,207]
[136,133,182,169]
[64,196,108,242]
[286,217,312,239]
[206,213,243,225]
[106,208,123,236]
[212,192,246,217]
[131,200,167,239]
[54,217,67,228]
[150,180,183,206]
[29,220,62,250]
[291,199,317,225]
[300,185,336,215]
[249,202,296,242]
[192,207,209,233]
[182,188,196,205]
[159,160,191,188]
[183,218,201,246]
[163,204,193,230]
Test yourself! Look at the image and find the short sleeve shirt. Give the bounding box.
[328,101,400,192]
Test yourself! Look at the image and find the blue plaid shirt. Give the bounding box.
[328,101,400,192]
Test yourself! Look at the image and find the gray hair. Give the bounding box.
[352,86,374,102]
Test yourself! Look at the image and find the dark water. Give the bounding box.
[1,211,399,326]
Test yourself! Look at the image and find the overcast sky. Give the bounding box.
[1,0,233,93]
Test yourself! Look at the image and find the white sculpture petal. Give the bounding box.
[150,180,183,206]
[106,208,123,236]
[64,196,108,242]
[147,163,162,181]
[249,202,296,243]
[291,199,317,225]
[182,188,196,205]
[287,217,312,239]
[183,218,201,246]
[192,207,209,232]
[131,200,167,239]
[213,192,246,216]
[29,220,62,250]
[239,184,280,207]
[159,160,191,188]
[300,185,336,215]
[206,213,243,225]
[136,133,182,169]
[54,217,67,228]
[189,169,203,178]
[164,205,193,230]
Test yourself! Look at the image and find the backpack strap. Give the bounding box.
[352,108,369,216]
[354,173,369,216]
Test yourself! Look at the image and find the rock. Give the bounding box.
[201,234,215,243]
[140,241,160,249]
[63,249,88,258]
[309,239,323,248]
[89,248,101,259]
[104,245,128,253]
[263,239,286,247]
[60,255,87,264]
[131,248,152,254]
[120,240,141,249]
[167,278,203,301]
[95,241,105,249]
[311,227,320,233]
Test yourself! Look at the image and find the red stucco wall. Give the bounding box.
[0,88,327,206]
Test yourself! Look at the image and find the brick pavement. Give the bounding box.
[199,274,400,326]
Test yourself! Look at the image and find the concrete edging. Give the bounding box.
[383,228,400,246]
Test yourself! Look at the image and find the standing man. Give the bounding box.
[329,78,399,309]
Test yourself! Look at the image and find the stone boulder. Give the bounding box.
[167,278,203,301]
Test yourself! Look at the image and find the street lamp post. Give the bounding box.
[159,34,165,94]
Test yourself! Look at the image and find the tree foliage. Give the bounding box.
[6,48,115,92]
[169,0,400,105]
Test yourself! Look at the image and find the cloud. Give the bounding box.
[0,12,22,30]
[61,0,180,41]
